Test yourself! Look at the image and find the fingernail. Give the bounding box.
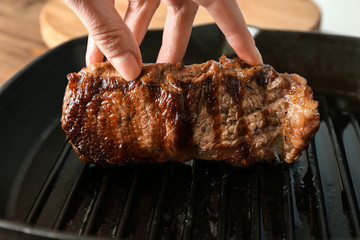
[255,46,263,64]
[111,52,141,81]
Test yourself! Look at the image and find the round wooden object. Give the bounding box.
[40,0,320,48]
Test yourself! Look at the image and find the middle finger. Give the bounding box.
[157,0,199,63]
[124,0,161,45]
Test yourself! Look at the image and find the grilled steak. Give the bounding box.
[61,56,320,167]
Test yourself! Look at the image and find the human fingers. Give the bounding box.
[86,35,104,66]
[124,0,161,45]
[157,0,199,63]
[194,0,263,65]
[85,0,115,66]
[64,0,142,81]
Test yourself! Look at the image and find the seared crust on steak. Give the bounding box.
[61,56,320,166]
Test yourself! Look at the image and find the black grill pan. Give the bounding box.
[0,24,359,239]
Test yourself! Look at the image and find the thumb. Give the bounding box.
[64,0,142,81]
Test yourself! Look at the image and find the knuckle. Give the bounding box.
[128,0,160,12]
[165,0,198,15]
[62,0,81,9]
[63,0,92,9]
[145,0,161,10]
[91,27,126,55]
[193,0,215,9]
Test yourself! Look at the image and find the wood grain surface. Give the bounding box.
[0,0,48,86]
[40,0,320,48]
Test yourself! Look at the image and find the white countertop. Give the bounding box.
[313,0,360,37]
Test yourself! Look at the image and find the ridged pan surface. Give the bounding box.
[0,25,359,239]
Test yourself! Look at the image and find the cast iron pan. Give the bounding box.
[0,24,359,239]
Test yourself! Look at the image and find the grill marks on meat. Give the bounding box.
[61,56,320,166]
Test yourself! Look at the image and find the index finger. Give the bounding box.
[64,0,142,81]
[196,0,263,65]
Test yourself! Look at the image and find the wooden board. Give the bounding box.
[40,0,320,48]
[0,0,48,85]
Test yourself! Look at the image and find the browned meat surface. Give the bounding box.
[61,56,320,167]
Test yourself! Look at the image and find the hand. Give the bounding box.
[64,0,263,81]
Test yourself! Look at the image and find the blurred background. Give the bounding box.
[1,0,360,87]
[313,0,360,37]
